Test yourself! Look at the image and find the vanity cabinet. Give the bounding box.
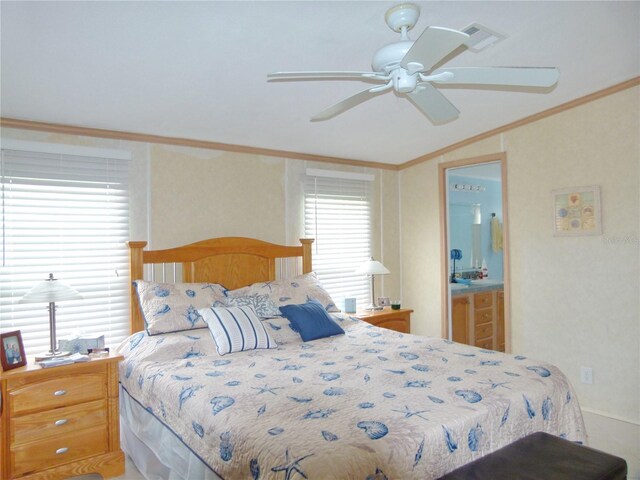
[451,296,470,345]
[451,288,505,352]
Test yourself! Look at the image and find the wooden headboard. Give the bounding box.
[127,237,314,334]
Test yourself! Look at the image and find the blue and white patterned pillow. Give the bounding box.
[134,281,228,336]
[225,272,339,315]
[224,293,280,318]
[200,306,277,355]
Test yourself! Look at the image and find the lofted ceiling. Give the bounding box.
[1,1,638,166]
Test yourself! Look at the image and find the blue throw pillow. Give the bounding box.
[279,299,345,342]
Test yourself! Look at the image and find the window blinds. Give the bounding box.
[0,146,130,355]
[304,170,373,310]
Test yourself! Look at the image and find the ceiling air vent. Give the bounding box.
[461,23,506,52]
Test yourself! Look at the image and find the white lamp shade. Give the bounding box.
[356,257,390,275]
[19,274,82,303]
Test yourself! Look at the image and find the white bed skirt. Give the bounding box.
[120,385,222,480]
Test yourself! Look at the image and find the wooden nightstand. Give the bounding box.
[354,307,412,333]
[0,353,125,479]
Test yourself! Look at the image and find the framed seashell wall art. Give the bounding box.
[552,185,602,236]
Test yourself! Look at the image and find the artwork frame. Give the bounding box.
[552,185,602,236]
[0,330,27,370]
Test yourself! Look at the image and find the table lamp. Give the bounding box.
[356,257,390,310]
[19,273,82,359]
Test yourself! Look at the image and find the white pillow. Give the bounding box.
[134,281,228,336]
[200,306,278,355]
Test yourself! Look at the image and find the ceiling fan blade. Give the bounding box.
[311,87,380,121]
[407,83,460,124]
[431,67,560,87]
[268,71,386,80]
[401,27,469,72]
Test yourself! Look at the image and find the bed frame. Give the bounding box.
[127,237,314,334]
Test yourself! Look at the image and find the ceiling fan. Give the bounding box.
[268,3,559,124]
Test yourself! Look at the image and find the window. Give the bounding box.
[1,141,130,355]
[304,168,373,310]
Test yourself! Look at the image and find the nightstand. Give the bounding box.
[354,307,412,333]
[0,353,125,479]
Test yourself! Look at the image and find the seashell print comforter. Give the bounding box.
[117,315,586,479]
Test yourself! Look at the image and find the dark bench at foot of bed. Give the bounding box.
[438,431,628,480]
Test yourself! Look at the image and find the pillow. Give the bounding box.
[261,316,304,345]
[279,299,345,342]
[224,293,280,318]
[225,272,339,316]
[200,306,277,355]
[134,281,227,336]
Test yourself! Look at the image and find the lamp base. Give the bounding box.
[34,350,71,362]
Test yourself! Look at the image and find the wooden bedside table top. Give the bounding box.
[0,352,123,380]
[354,306,413,318]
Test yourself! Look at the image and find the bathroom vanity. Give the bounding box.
[451,281,505,352]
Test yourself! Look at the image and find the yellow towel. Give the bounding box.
[491,216,503,252]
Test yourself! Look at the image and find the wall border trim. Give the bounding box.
[0,117,397,171]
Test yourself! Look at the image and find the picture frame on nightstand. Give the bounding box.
[0,330,27,370]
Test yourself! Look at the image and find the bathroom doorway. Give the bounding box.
[439,153,510,352]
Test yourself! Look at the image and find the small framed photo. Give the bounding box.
[552,185,602,236]
[378,297,391,307]
[1,330,27,370]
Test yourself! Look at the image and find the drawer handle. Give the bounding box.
[53,390,67,396]
[56,447,69,455]
[54,419,68,426]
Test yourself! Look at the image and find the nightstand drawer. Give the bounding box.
[373,318,410,333]
[11,399,107,446]
[354,307,412,333]
[9,372,106,415]
[11,425,108,478]
[475,322,493,340]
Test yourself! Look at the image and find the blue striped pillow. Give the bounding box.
[200,306,277,355]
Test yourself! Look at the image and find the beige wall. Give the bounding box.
[148,145,287,249]
[400,86,640,474]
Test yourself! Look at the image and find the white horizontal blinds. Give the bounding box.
[0,147,130,355]
[304,170,373,310]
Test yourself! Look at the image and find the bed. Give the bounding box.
[117,237,586,480]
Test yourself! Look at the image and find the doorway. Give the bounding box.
[439,153,510,352]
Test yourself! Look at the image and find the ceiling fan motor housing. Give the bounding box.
[372,40,413,73]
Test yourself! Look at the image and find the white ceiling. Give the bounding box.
[1,1,638,165]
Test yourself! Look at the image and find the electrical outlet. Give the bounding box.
[580,366,593,384]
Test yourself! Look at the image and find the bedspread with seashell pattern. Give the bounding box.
[117,314,586,479]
